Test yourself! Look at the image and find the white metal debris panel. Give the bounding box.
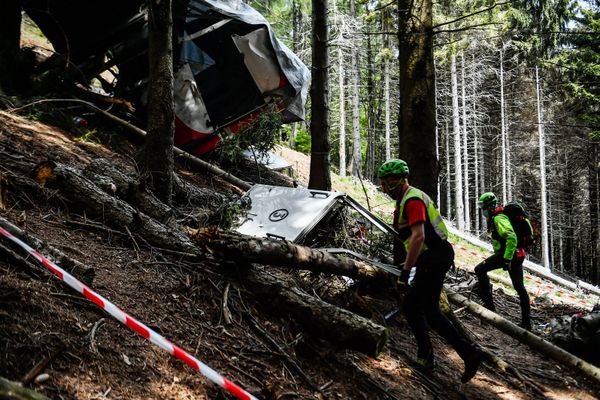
[241,149,292,171]
[236,184,345,243]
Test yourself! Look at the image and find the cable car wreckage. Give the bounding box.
[236,184,404,277]
[21,0,399,275]
[22,0,310,156]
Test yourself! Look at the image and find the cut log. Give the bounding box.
[32,161,199,257]
[172,173,232,209]
[445,288,600,385]
[83,158,174,223]
[243,266,389,358]
[0,376,50,400]
[84,158,236,227]
[191,228,390,282]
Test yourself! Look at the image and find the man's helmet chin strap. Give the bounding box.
[388,181,402,192]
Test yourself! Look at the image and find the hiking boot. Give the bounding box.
[409,357,435,373]
[461,348,484,383]
[483,301,496,312]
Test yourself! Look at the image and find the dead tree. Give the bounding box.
[191,228,390,282]
[446,288,600,385]
[244,266,389,357]
[32,161,199,256]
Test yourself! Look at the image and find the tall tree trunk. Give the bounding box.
[0,0,22,93]
[478,124,486,234]
[500,49,508,204]
[384,57,391,162]
[288,0,301,150]
[349,0,362,178]
[140,0,174,205]
[471,55,481,233]
[397,0,437,198]
[536,66,551,269]
[461,52,471,231]
[365,29,376,181]
[445,121,452,218]
[337,21,346,177]
[451,54,464,230]
[308,0,332,190]
[590,142,600,284]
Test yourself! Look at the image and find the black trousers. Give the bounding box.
[403,241,475,360]
[475,253,531,325]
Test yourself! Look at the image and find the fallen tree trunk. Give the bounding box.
[191,228,390,282]
[32,161,199,257]
[0,376,50,400]
[84,158,232,219]
[83,158,174,223]
[445,287,600,386]
[243,266,389,358]
[439,290,547,396]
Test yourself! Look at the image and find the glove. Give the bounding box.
[399,268,411,286]
[502,259,512,271]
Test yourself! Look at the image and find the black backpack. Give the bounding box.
[499,202,536,248]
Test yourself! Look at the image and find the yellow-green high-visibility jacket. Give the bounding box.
[489,212,518,261]
[393,186,449,254]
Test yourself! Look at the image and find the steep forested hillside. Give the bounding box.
[1,110,599,399]
[1,1,600,399]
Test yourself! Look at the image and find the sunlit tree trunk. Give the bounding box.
[365,30,376,181]
[536,66,551,269]
[384,56,391,161]
[461,52,471,231]
[334,0,346,176]
[451,54,464,230]
[590,143,600,283]
[338,50,346,176]
[499,48,508,204]
[471,55,480,232]
[445,121,452,218]
[349,0,361,178]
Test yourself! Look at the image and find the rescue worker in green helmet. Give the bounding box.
[378,159,483,383]
[476,192,531,331]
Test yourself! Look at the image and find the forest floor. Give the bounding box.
[1,110,599,400]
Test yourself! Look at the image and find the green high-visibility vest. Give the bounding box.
[395,186,449,253]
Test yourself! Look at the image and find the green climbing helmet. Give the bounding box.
[378,159,409,179]
[478,192,497,209]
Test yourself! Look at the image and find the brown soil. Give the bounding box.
[1,110,599,400]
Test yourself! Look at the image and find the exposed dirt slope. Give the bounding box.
[1,111,599,400]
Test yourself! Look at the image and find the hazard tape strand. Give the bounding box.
[0,227,257,400]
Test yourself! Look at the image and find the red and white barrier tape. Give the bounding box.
[0,227,258,400]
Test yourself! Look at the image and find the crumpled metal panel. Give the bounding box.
[236,184,344,243]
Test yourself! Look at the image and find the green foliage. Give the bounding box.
[294,131,311,154]
[207,195,252,230]
[219,106,282,163]
[375,48,394,64]
[551,2,600,141]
